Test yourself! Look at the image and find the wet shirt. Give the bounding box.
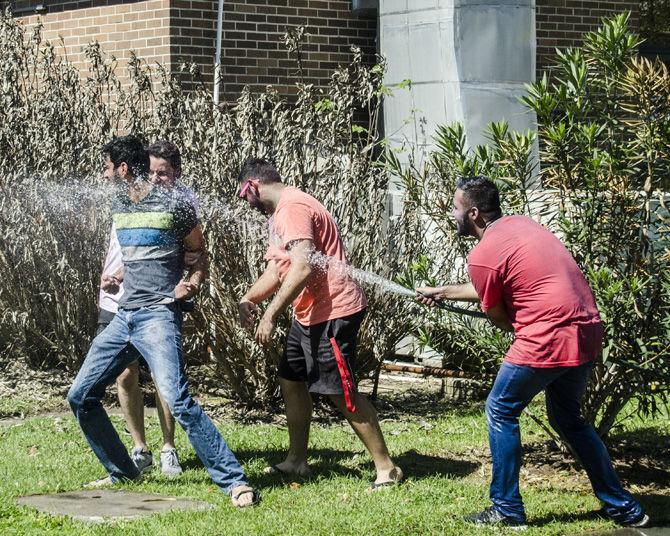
[112,185,198,310]
[99,183,200,313]
[467,215,603,367]
[264,187,367,326]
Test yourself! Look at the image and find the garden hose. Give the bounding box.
[433,301,488,319]
[417,293,488,319]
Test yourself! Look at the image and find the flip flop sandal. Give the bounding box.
[231,486,261,508]
[370,480,400,491]
[263,464,312,479]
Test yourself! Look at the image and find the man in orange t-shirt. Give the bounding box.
[237,158,402,488]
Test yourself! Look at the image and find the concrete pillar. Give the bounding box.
[379,0,537,160]
[380,1,538,364]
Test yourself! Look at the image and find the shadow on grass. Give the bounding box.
[530,510,610,527]
[634,492,670,526]
[606,426,670,488]
[178,447,480,488]
[525,425,670,489]
[393,449,480,479]
[531,493,670,527]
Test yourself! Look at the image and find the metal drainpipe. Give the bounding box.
[213,0,225,105]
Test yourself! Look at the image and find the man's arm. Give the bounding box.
[416,282,480,305]
[484,301,514,332]
[100,225,124,293]
[101,266,124,293]
[238,260,282,330]
[255,239,314,345]
[175,223,208,300]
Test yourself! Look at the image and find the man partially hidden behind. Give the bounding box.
[68,136,258,507]
[237,158,402,487]
[418,176,648,528]
[98,140,198,477]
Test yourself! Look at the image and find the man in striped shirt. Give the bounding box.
[99,141,200,478]
[68,136,258,508]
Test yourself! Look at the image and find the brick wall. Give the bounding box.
[3,1,378,100]
[170,0,378,99]
[536,0,641,76]
[3,0,171,88]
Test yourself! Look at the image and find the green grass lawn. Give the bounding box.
[0,393,668,535]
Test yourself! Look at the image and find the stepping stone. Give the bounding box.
[17,489,213,522]
[583,527,670,536]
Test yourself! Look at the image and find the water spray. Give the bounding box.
[24,181,487,322]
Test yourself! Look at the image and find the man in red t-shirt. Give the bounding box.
[418,176,647,529]
[237,158,402,488]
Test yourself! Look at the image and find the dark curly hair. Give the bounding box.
[147,140,181,172]
[101,135,149,178]
[237,157,281,184]
[456,175,502,219]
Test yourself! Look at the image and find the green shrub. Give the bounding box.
[398,13,670,436]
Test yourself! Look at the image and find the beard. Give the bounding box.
[247,191,268,215]
[455,213,474,237]
[111,169,125,184]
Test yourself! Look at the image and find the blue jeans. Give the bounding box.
[68,304,248,494]
[486,361,644,524]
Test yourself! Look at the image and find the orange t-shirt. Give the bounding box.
[264,187,367,326]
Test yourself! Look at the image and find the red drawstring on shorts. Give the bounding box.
[329,336,357,413]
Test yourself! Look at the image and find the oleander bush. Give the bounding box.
[398,13,670,436]
[640,0,670,41]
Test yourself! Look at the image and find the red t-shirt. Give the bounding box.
[467,215,603,367]
[265,187,367,326]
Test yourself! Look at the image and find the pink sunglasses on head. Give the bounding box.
[239,180,253,198]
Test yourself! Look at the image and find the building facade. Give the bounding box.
[3,0,641,163]
[3,1,639,98]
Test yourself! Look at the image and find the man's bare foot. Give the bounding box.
[231,484,260,508]
[263,461,312,478]
[371,465,403,490]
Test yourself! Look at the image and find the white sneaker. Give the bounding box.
[160,448,183,477]
[83,476,115,489]
[130,447,153,474]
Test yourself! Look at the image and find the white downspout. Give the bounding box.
[213,0,225,105]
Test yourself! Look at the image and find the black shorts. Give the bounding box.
[279,309,366,396]
[96,308,117,336]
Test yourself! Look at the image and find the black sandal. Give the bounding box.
[370,466,404,491]
[231,485,261,508]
